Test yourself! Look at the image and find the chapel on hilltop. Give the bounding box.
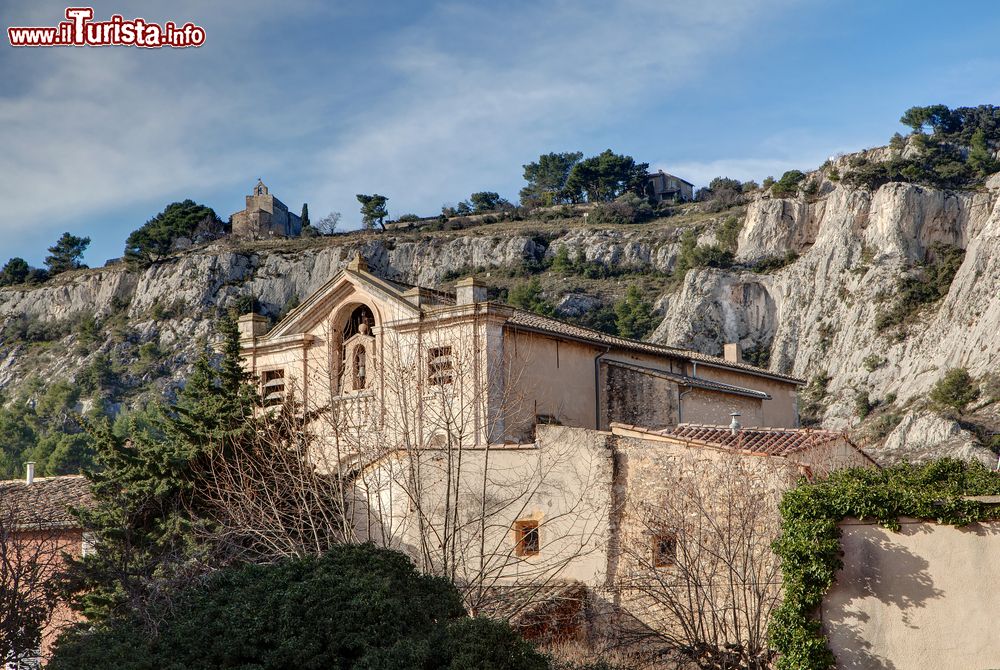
[230,179,303,239]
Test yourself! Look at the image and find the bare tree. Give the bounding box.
[315,212,341,235]
[0,490,77,667]
[612,450,785,669]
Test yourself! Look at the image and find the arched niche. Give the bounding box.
[330,302,377,395]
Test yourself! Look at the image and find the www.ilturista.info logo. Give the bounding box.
[8,7,206,48]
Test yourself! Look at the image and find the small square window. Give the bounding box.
[652,533,677,568]
[514,519,540,556]
[428,346,454,386]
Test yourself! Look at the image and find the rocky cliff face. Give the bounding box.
[0,224,687,407]
[3,164,999,464]
[653,168,1000,465]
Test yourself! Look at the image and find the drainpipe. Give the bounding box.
[594,348,610,429]
[26,462,35,485]
[678,385,693,423]
[677,360,698,424]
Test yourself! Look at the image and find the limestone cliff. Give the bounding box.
[652,164,1000,464]
[3,162,1000,464]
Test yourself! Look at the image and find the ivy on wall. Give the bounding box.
[769,458,1000,669]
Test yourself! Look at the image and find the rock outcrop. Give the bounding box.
[652,171,1000,458]
[4,161,1000,462]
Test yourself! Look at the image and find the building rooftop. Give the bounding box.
[505,308,803,385]
[0,475,93,528]
[660,423,850,457]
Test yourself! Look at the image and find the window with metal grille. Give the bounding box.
[428,346,453,385]
[652,533,677,568]
[261,369,285,407]
[514,519,540,556]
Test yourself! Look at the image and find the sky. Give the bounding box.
[2,0,1000,267]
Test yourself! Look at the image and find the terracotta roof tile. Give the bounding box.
[661,423,846,457]
[0,475,93,528]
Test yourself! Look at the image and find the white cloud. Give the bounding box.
[0,0,806,254]
[309,0,803,222]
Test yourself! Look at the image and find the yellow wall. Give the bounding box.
[824,517,1000,670]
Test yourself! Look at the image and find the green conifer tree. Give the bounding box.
[66,315,258,622]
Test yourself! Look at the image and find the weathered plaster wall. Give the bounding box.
[823,517,1000,670]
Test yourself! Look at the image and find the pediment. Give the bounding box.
[263,268,420,340]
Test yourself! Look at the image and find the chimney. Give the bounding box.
[26,462,35,485]
[455,277,487,305]
[346,252,369,273]
[729,412,742,435]
[723,342,744,364]
[237,312,269,339]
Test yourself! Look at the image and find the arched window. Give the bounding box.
[353,345,367,390]
[343,305,375,340]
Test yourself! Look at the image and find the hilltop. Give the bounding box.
[6,104,1000,476]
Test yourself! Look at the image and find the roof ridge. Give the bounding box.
[504,307,804,384]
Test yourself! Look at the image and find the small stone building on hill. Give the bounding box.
[230,179,303,239]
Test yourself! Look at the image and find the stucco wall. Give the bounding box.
[823,517,1000,670]
[695,364,799,427]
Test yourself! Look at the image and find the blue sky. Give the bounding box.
[2,0,1000,267]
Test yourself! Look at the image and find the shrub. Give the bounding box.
[876,244,965,330]
[862,354,886,373]
[614,286,657,340]
[929,368,980,415]
[396,213,420,223]
[742,343,771,369]
[770,170,807,198]
[587,193,653,225]
[853,390,874,419]
[715,216,743,252]
[749,251,799,274]
[799,372,831,426]
[50,545,547,670]
[673,229,735,281]
[508,278,554,316]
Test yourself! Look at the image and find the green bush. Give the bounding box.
[929,368,980,414]
[715,216,743,252]
[770,170,807,198]
[614,286,657,340]
[862,354,886,372]
[508,278,555,316]
[876,244,965,330]
[749,251,799,274]
[673,229,734,281]
[51,544,547,670]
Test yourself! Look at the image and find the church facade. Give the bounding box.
[235,255,872,647]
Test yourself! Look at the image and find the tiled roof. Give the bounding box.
[661,423,847,457]
[504,308,804,384]
[0,475,93,528]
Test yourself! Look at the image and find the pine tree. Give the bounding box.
[66,315,258,622]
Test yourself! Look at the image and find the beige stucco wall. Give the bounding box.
[695,364,800,428]
[353,425,614,588]
[823,517,1000,670]
[679,387,762,427]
